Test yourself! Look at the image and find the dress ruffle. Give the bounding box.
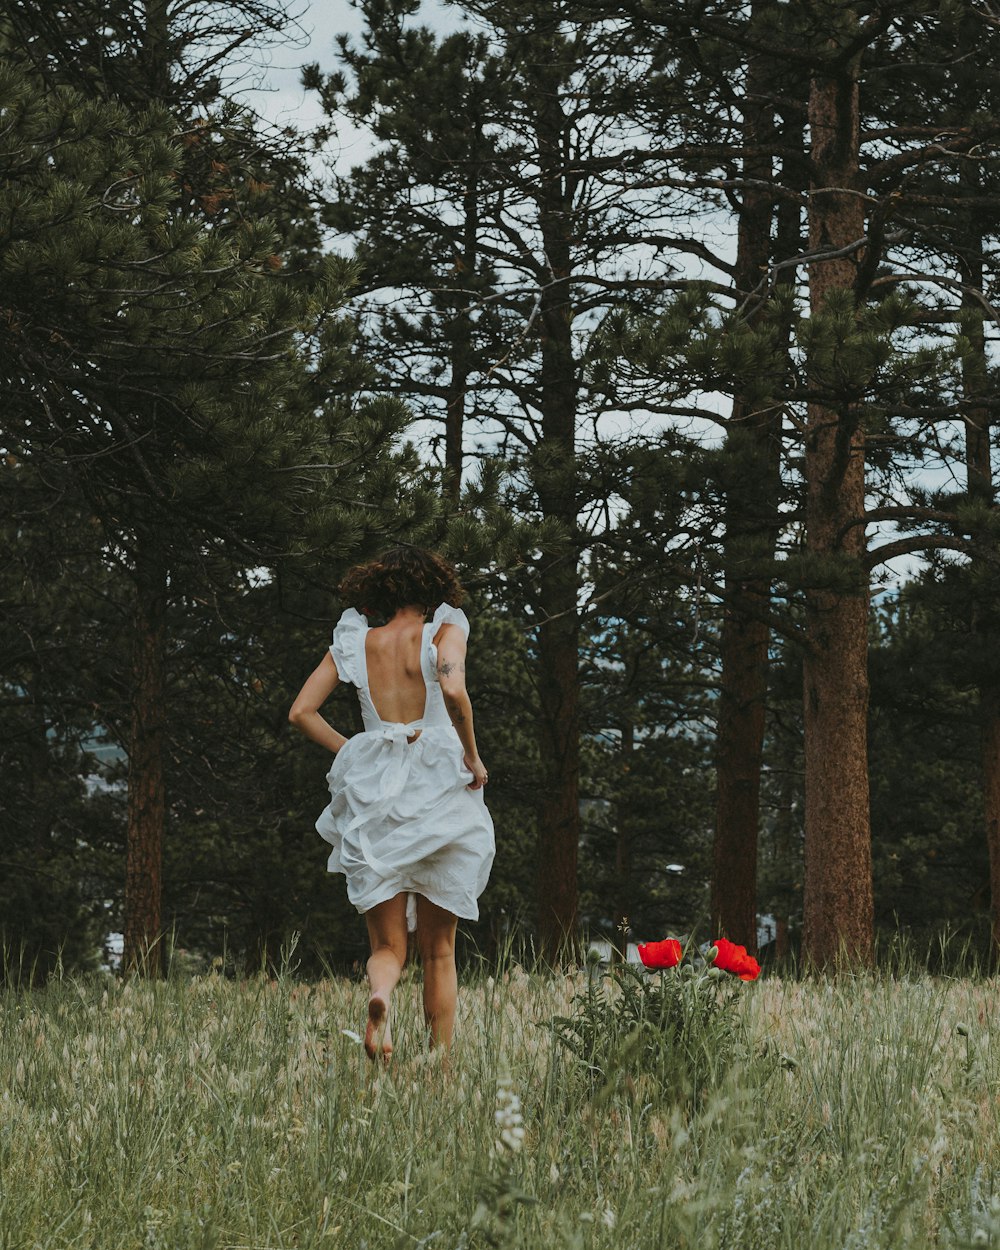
[429,602,470,640]
[315,726,494,930]
[426,603,470,684]
[329,607,368,687]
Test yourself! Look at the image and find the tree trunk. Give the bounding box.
[713,588,770,950]
[141,0,171,100]
[712,2,781,951]
[771,724,799,964]
[534,61,581,964]
[123,551,167,976]
[800,35,874,968]
[442,170,480,502]
[981,688,1000,957]
[956,147,1000,954]
[443,363,468,503]
[614,720,634,957]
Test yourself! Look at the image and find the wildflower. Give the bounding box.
[709,938,760,981]
[637,938,682,970]
[494,1079,525,1153]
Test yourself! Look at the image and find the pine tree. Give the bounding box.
[0,11,417,974]
[880,4,1000,955]
[315,0,700,959]
[601,0,986,966]
[304,7,504,498]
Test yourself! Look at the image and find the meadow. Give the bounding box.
[2,951,1000,1250]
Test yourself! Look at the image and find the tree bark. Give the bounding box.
[771,726,798,964]
[123,549,167,976]
[800,32,874,968]
[956,142,1000,954]
[614,719,634,956]
[533,56,581,963]
[711,2,782,952]
[442,169,480,502]
[141,0,172,101]
[982,687,1000,957]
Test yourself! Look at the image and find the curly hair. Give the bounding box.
[338,546,465,619]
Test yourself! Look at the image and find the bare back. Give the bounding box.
[364,619,428,724]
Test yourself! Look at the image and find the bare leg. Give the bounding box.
[416,895,459,1048]
[363,893,409,1062]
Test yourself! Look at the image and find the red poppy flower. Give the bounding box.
[637,938,683,969]
[710,938,761,982]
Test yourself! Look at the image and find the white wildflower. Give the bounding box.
[602,1208,617,1229]
[341,1028,363,1044]
[494,1078,525,1153]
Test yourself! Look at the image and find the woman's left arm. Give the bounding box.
[289,653,350,754]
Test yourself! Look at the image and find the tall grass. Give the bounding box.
[1,949,999,1248]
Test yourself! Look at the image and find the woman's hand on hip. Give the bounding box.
[464,755,489,791]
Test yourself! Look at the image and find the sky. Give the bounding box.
[243,0,457,147]
[243,1,362,134]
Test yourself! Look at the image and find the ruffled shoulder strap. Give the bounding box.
[329,608,368,687]
[424,602,470,684]
[429,601,470,640]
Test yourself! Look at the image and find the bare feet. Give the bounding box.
[364,993,392,1064]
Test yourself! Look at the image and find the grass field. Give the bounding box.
[2,954,1000,1249]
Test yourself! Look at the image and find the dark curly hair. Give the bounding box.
[339,546,465,619]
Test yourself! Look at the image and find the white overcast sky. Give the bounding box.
[243,0,458,147]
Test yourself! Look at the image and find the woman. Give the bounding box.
[289,547,495,1061]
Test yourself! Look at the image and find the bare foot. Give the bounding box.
[364,993,392,1064]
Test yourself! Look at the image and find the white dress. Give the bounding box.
[316,603,496,931]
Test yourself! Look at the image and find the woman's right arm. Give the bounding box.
[436,625,488,790]
[288,653,350,754]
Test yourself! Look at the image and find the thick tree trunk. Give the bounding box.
[123,553,167,976]
[534,68,581,964]
[712,5,781,951]
[713,589,770,949]
[956,166,1000,954]
[800,39,874,968]
[982,688,1000,955]
[536,597,580,961]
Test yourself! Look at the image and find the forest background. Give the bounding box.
[3,0,1000,982]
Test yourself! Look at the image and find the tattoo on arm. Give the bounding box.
[438,659,466,679]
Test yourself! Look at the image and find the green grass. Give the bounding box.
[2,957,1000,1249]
